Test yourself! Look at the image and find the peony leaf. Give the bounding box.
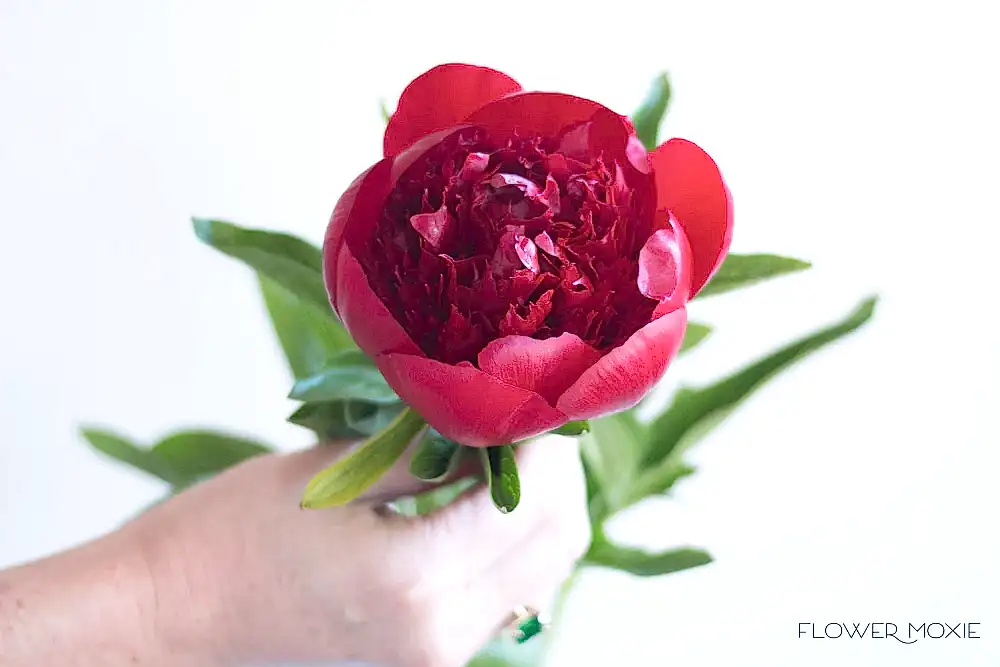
[409,430,462,481]
[696,253,811,298]
[151,430,272,487]
[192,218,332,314]
[80,428,184,486]
[585,537,713,577]
[288,401,368,440]
[679,321,712,354]
[640,462,697,498]
[345,400,407,436]
[389,476,479,517]
[632,72,672,151]
[633,297,878,503]
[301,408,427,509]
[258,274,354,380]
[480,445,520,513]
[379,99,392,124]
[289,400,408,441]
[288,349,399,404]
[550,420,590,436]
[580,411,648,521]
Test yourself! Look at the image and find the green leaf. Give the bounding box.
[151,431,272,486]
[480,445,520,513]
[287,401,367,440]
[642,462,697,497]
[80,428,184,486]
[258,274,354,380]
[679,322,712,354]
[379,99,392,124]
[192,218,331,313]
[389,476,478,517]
[288,349,398,404]
[301,408,427,509]
[345,400,407,436]
[409,430,462,481]
[632,72,672,151]
[697,253,812,298]
[550,420,590,436]
[585,538,712,577]
[637,297,878,484]
[580,411,647,519]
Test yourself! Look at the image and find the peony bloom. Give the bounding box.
[324,64,733,447]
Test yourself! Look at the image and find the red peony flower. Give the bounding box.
[324,64,733,447]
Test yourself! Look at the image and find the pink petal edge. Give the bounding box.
[334,243,422,358]
[477,333,602,405]
[384,64,522,157]
[555,308,688,420]
[651,138,734,296]
[376,353,567,447]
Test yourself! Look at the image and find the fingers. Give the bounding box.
[398,436,591,667]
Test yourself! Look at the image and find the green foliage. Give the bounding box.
[151,431,270,487]
[287,401,368,440]
[409,430,462,481]
[697,253,811,298]
[642,296,876,465]
[81,428,272,490]
[679,322,712,354]
[550,420,590,436]
[300,408,426,509]
[631,72,672,150]
[580,411,647,520]
[389,476,479,517]
[258,274,354,379]
[480,445,520,513]
[192,218,332,313]
[288,349,399,404]
[586,537,713,577]
[80,429,187,487]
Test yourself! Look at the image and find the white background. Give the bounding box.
[1,1,998,665]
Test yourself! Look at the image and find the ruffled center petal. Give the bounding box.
[351,122,663,366]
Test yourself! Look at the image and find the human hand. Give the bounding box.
[95,436,587,667]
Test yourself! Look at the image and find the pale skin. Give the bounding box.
[0,437,591,667]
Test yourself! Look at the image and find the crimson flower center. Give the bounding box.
[353,126,660,364]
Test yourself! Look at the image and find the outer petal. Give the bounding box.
[477,333,601,405]
[323,159,393,306]
[651,138,734,296]
[334,243,422,358]
[555,308,688,420]
[376,354,567,447]
[464,91,605,140]
[383,64,521,157]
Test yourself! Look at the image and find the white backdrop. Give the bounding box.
[1,1,998,665]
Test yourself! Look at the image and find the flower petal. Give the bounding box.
[478,333,601,405]
[651,138,734,296]
[383,64,521,157]
[323,159,393,307]
[376,354,567,447]
[555,308,688,420]
[464,92,605,140]
[334,243,422,358]
[639,212,693,316]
